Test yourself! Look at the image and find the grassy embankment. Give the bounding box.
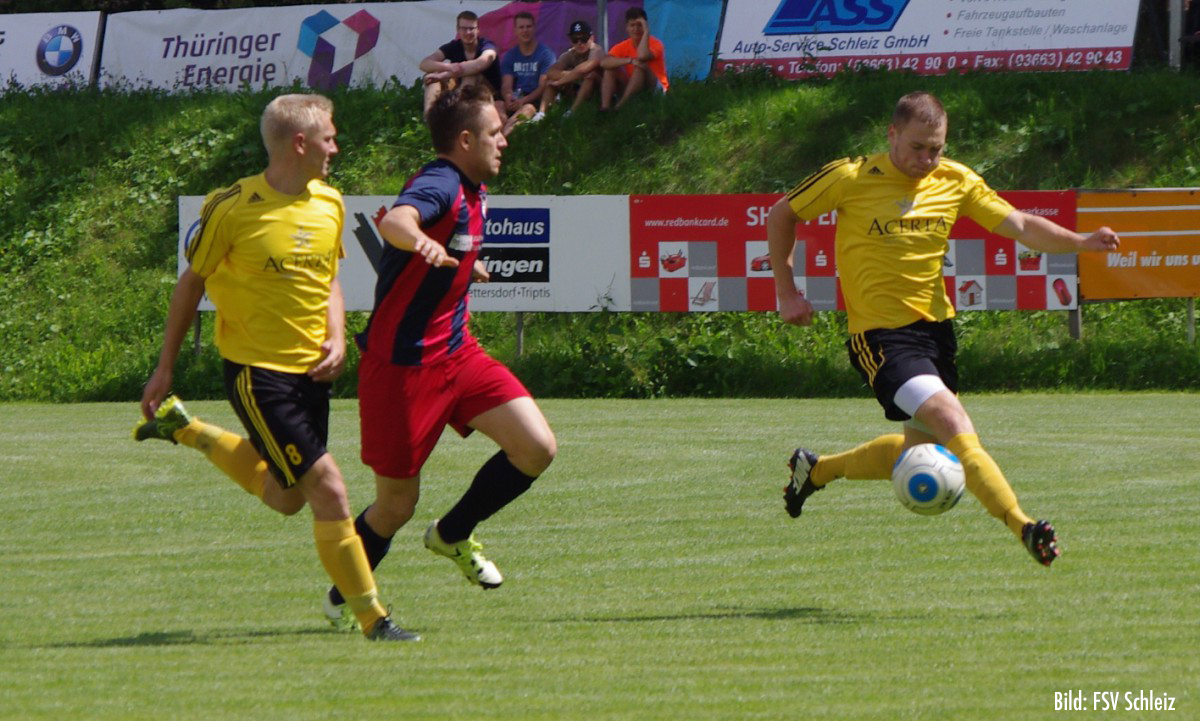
[1,69,1198,401]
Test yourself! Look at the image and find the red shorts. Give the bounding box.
[358,343,530,478]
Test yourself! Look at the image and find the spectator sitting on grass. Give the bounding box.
[540,20,604,118]
[599,7,668,112]
[500,11,556,134]
[419,10,505,124]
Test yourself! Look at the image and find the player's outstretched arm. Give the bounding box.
[767,199,814,326]
[377,204,460,268]
[141,268,206,419]
[994,210,1120,254]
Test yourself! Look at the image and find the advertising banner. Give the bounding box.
[101,2,506,91]
[1077,190,1200,300]
[630,193,803,312]
[0,12,102,90]
[949,191,1079,311]
[715,0,1137,79]
[179,194,629,312]
[99,1,722,92]
[628,191,1079,312]
[180,190,1087,315]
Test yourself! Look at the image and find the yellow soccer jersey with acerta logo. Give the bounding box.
[186,173,345,373]
[786,152,1014,334]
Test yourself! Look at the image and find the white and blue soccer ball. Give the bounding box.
[891,443,966,516]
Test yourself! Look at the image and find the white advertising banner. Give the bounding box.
[178,194,631,313]
[102,2,506,91]
[0,12,102,90]
[716,0,1138,78]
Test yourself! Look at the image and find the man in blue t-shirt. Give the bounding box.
[499,11,556,134]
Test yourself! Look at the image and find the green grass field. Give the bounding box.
[1,395,1196,720]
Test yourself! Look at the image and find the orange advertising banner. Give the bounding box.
[1077,189,1200,300]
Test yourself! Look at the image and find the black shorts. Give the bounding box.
[223,360,331,488]
[846,319,958,422]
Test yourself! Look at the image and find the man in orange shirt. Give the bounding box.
[599,7,667,111]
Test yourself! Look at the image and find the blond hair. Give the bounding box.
[260,94,333,155]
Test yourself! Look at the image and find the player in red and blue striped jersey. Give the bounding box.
[324,85,556,626]
[360,154,485,367]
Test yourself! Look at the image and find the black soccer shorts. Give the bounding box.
[223,360,332,488]
[846,319,959,422]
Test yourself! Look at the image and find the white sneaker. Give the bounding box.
[530,111,545,123]
[322,591,360,631]
[423,520,503,589]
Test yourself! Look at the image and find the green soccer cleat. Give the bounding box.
[365,615,421,642]
[132,394,194,444]
[423,520,503,589]
[322,591,360,632]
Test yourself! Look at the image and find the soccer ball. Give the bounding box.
[891,443,966,516]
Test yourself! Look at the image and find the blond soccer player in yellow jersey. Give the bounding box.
[134,94,417,641]
[767,91,1120,567]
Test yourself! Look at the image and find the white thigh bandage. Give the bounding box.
[893,374,949,417]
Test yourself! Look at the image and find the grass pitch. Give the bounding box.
[1,394,1196,720]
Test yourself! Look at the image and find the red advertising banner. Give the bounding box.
[717,47,1131,79]
[629,191,1077,313]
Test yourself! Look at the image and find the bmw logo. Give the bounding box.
[37,25,83,76]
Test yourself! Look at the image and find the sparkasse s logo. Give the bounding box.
[764,0,910,35]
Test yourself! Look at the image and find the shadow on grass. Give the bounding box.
[551,606,890,625]
[47,626,344,649]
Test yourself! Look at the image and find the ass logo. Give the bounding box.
[37,25,83,76]
[298,9,380,90]
[763,0,910,35]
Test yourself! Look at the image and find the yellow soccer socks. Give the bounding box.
[174,420,269,499]
[945,433,1033,536]
[811,434,905,485]
[313,519,388,635]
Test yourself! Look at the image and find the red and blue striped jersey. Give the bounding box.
[359,159,485,366]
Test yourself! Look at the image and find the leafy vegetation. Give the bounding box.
[1,69,1199,401]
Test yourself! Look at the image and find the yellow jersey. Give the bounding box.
[186,173,345,373]
[786,152,1014,334]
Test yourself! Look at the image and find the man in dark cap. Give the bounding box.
[540,20,603,117]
